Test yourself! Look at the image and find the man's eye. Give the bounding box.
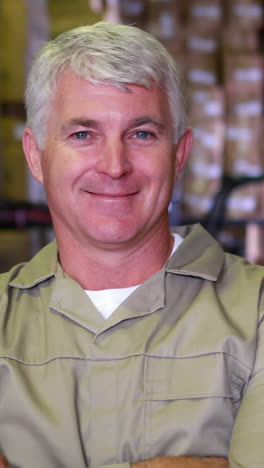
[135,131,152,139]
[73,131,89,139]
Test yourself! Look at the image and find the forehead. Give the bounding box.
[51,71,171,121]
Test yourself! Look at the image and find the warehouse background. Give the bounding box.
[0,0,264,271]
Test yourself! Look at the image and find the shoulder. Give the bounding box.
[0,240,57,292]
[0,263,25,291]
[171,224,264,323]
[0,240,58,324]
[0,241,58,362]
[214,253,264,319]
[220,251,264,293]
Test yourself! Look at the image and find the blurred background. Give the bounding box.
[1,0,264,271]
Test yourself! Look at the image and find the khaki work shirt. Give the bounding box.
[0,224,264,468]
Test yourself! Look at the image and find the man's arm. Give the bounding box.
[228,326,264,465]
[133,457,228,468]
[94,458,228,468]
[0,459,228,468]
[228,284,264,466]
[0,457,228,468]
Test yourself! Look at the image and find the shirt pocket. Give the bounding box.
[143,353,250,459]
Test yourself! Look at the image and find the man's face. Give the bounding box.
[24,71,191,250]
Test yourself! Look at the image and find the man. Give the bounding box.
[0,22,263,468]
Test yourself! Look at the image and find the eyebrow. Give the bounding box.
[59,115,166,135]
[129,116,165,131]
[60,119,100,135]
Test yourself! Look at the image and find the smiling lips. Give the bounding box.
[85,190,138,198]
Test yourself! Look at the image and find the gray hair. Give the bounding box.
[25,21,187,150]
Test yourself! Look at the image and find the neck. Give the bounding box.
[56,227,174,290]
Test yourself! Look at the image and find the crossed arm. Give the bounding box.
[133,457,228,468]
[0,455,228,468]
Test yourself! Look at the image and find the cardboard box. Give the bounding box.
[146,0,181,40]
[226,184,262,220]
[224,115,263,176]
[186,0,222,32]
[221,27,260,53]
[226,95,263,121]
[182,119,225,217]
[186,30,220,55]
[224,54,264,99]
[226,0,263,30]
[120,0,147,28]
[187,86,225,120]
[186,53,220,87]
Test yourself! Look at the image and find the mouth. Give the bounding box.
[81,189,139,216]
[85,191,139,198]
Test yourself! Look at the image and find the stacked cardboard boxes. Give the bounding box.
[182,0,225,218]
[144,0,264,257]
[223,1,264,222]
[222,0,264,256]
[183,87,225,218]
[146,1,184,62]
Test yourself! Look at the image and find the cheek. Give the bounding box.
[145,174,175,210]
[41,151,74,182]
[152,160,175,188]
[156,166,176,202]
[141,151,174,177]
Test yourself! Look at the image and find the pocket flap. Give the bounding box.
[145,353,250,401]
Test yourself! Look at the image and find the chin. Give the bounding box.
[83,221,141,247]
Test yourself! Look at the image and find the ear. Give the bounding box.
[174,128,193,180]
[22,128,44,184]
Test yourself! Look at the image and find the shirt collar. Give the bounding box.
[9,240,58,289]
[9,224,224,290]
[166,224,224,281]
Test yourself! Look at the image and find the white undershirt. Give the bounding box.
[85,233,183,320]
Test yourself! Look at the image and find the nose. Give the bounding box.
[96,137,133,178]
